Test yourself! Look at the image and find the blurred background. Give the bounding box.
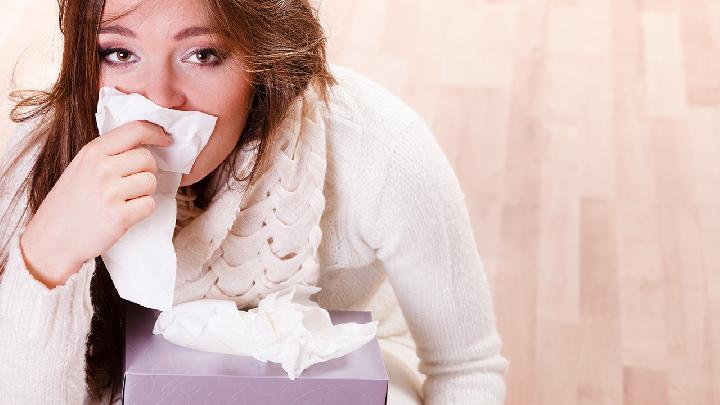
[2,1,719,404]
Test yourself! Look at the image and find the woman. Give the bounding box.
[0,0,508,404]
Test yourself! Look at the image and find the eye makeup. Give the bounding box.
[97,46,229,69]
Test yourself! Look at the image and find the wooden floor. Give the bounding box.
[2,1,719,404]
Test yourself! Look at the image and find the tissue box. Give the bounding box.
[122,301,388,404]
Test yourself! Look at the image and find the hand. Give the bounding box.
[20,120,172,288]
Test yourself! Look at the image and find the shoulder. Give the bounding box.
[1,116,46,200]
[1,116,44,178]
[0,116,45,253]
[0,116,46,218]
[321,65,449,183]
[319,64,444,191]
[2,115,44,151]
[322,64,433,152]
[316,66,460,240]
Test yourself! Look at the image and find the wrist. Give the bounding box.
[19,230,84,288]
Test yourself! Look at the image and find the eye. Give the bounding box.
[99,47,139,66]
[183,48,224,66]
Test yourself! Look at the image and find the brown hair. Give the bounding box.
[0,0,336,402]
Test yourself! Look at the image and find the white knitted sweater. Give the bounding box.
[0,65,508,404]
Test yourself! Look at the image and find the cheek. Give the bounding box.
[204,122,243,163]
[183,82,253,185]
[99,66,123,89]
[196,77,253,156]
[99,70,110,89]
[180,121,243,186]
[100,62,253,186]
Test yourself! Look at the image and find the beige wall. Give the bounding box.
[0,0,61,150]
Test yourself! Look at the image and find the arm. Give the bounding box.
[362,118,509,404]
[0,122,97,404]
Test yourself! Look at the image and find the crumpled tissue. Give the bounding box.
[95,86,217,311]
[152,284,379,379]
[95,87,379,380]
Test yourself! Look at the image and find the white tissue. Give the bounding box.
[152,284,379,379]
[95,88,377,378]
[95,87,217,311]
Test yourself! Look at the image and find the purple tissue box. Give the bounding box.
[122,300,388,404]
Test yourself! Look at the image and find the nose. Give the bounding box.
[136,64,187,110]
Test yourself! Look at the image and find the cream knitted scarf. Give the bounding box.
[171,86,328,310]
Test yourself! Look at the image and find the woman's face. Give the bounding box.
[99,0,253,187]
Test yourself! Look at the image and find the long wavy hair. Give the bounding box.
[0,0,336,402]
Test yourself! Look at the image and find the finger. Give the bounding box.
[110,147,158,177]
[116,171,157,201]
[121,195,155,227]
[100,120,172,156]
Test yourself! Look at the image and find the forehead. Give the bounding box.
[101,0,211,29]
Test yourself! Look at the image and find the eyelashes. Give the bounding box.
[98,47,228,69]
[99,47,137,67]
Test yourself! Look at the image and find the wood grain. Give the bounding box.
[1,1,719,403]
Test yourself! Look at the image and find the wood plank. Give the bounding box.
[2,1,720,403]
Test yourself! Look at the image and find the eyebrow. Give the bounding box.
[99,25,216,41]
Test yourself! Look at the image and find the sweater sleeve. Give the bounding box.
[362,118,509,404]
[0,122,98,404]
